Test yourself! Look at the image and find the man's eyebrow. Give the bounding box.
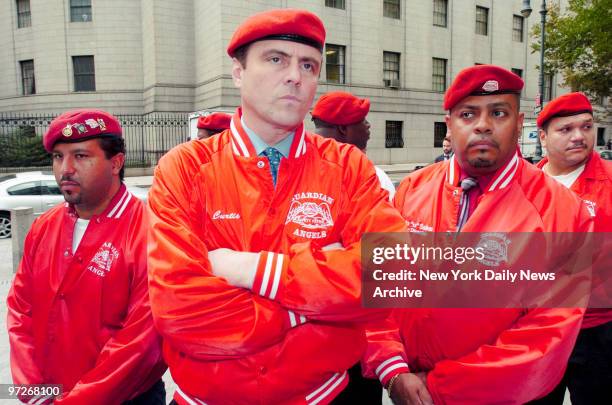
[300,55,320,64]
[489,102,512,108]
[261,49,291,58]
[455,104,479,110]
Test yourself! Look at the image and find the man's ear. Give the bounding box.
[444,115,452,138]
[232,58,244,88]
[539,129,547,149]
[110,152,125,177]
[516,112,525,142]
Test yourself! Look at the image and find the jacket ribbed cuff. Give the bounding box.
[252,251,287,300]
[376,355,410,386]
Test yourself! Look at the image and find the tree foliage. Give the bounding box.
[531,0,612,101]
[0,127,51,167]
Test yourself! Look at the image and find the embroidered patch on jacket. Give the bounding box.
[286,192,334,239]
[212,210,241,220]
[475,233,510,267]
[406,220,433,232]
[87,242,120,277]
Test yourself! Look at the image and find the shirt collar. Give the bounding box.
[65,183,132,220]
[447,152,521,193]
[229,108,307,159]
[241,116,294,158]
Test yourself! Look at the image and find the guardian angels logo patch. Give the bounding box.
[475,233,510,267]
[87,242,119,277]
[286,192,334,239]
[482,80,499,93]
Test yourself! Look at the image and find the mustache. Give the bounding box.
[60,175,78,183]
[567,143,587,151]
[467,137,500,148]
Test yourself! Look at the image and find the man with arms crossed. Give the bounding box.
[147,9,405,405]
[7,109,166,404]
[363,65,593,405]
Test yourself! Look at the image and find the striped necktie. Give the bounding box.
[457,177,478,231]
[262,147,282,185]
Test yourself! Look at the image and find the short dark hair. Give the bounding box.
[311,117,335,129]
[233,44,250,68]
[98,136,126,181]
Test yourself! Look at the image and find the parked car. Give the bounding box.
[0,172,149,238]
[599,150,612,161]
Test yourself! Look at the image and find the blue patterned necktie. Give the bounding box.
[457,177,478,231]
[262,147,282,185]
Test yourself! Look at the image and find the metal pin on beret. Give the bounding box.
[536,92,593,128]
[443,65,524,111]
[226,8,326,57]
[312,91,371,126]
[43,109,122,152]
[197,112,232,131]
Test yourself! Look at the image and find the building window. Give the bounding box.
[475,6,488,36]
[513,15,524,42]
[511,68,523,79]
[383,51,400,88]
[597,128,605,147]
[20,60,35,95]
[385,121,404,148]
[70,0,92,22]
[434,122,447,147]
[543,73,553,102]
[16,0,31,28]
[325,0,345,9]
[432,58,447,92]
[511,68,523,95]
[325,44,345,84]
[73,56,95,92]
[433,0,448,27]
[384,0,400,19]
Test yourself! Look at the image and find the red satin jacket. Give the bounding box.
[363,155,593,405]
[147,109,405,405]
[7,184,166,404]
[537,152,612,328]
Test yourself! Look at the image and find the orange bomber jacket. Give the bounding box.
[7,185,166,404]
[363,155,595,405]
[538,152,612,329]
[147,109,406,405]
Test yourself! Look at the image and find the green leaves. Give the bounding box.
[530,0,612,101]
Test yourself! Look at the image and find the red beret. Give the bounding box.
[537,92,593,128]
[197,112,232,130]
[443,65,524,110]
[227,9,325,57]
[43,109,122,152]
[312,92,370,125]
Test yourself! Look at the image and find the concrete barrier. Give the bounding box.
[11,207,34,273]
